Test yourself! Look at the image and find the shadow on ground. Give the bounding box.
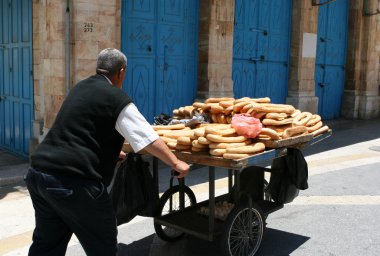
[118,234,155,256]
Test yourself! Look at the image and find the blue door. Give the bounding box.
[0,0,33,157]
[121,0,199,122]
[233,0,292,103]
[315,0,348,119]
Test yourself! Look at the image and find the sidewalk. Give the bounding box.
[0,151,29,187]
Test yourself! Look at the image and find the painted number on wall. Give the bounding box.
[83,22,94,32]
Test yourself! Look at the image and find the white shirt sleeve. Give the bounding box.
[115,103,159,152]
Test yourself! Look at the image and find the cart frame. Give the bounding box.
[151,131,332,251]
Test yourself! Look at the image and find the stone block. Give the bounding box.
[286,94,319,113]
[75,40,99,60]
[44,40,65,59]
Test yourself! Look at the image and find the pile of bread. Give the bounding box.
[153,97,330,160]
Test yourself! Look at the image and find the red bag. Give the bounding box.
[231,114,262,138]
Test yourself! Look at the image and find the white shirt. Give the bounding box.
[100,74,158,152]
[115,103,158,152]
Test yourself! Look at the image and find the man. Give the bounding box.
[24,48,189,256]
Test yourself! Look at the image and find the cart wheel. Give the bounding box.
[220,202,264,256]
[154,185,196,242]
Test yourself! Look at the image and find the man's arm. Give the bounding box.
[116,103,189,178]
[143,138,189,178]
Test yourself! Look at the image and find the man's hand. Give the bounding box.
[118,151,127,162]
[172,160,190,179]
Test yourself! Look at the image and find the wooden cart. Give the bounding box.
[138,131,331,255]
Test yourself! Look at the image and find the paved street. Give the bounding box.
[1,118,380,256]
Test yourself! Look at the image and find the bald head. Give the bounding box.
[96,48,127,77]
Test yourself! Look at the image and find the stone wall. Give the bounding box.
[32,0,122,136]
[197,0,235,100]
[342,0,380,119]
[286,0,319,113]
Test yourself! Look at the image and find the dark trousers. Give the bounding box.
[24,168,118,256]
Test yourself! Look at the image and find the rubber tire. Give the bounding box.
[220,201,265,256]
[154,185,197,242]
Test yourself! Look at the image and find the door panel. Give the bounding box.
[315,0,348,119]
[0,0,33,156]
[122,0,199,122]
[233,0,292,103]
[126,57,155,119]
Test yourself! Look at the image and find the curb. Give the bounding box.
[0,164,29,187]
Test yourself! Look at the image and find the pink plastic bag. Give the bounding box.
[231,114,262,138]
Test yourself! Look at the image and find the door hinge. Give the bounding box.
[9,67,12,73]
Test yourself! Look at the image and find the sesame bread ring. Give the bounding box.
[152,124,186,130]
[184,106,195,116]
[210,113,219,123]
[194,128,206,138]
[259,128,281,140]
[205,127,236,136]
[265,112,288,120]
[224,105,234,115]
[241,103,254,113]
[306,114,322,127]
[312,125,329,137]
[206,134,247,143]
[234,97,251,104]
[167,142,177,149]
[253,112,266,119]
[210,104,225,114]
[306,121,323,132]
[291,109,301,117]
[225,142,265,154]
[251,103,295,114]
[192,102,205,109]
[192,140,209,149]
[172,109,180,115]
[175,143,191,150]
[262,118,294,126]
[163,130,194,139]
[217,113,228,124]
[202,102,219,112]
[293,112,313,126]
[219,100,234,108]
[251,97,271,103]
[223,153,251,160]
[205,97,235,103]
[233,101,251,112]
[177,136,192,146]
[209,140,252,149]
[209,148,226,156]
[192,146,208,152]
[282,126,308,139]
[198,136,210,145]
[264,124,292,133]
[160,136,177,144]
[155,129,172,136]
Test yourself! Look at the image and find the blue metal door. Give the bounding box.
[0,0,33,157]
[121,0,199,122]
[315,0,348,119]
[233,0,292,103]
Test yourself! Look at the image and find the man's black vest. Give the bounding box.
[31,74,132,185]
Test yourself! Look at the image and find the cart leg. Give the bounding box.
[228,169,233,194]
[208,166,215,241]
[233,170,240,203]
[179,178,185,210]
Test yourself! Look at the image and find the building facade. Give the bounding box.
[0,0,379,157]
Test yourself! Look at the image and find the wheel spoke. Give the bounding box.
[227,207,263,256]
